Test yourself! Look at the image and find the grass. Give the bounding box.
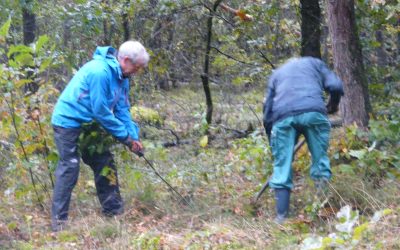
[0,84,399,249]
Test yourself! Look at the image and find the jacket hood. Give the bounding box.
[92,46,123,80]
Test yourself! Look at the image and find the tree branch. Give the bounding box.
[211,46,254,65]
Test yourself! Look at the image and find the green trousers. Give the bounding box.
[269,112,331,190]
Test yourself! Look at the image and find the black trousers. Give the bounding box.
[51,126,123,222]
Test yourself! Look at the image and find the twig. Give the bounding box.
[5,95,43,209]
[36,111,54,188]
[211,46,254,65]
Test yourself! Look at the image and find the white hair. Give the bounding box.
[118,41,150,66]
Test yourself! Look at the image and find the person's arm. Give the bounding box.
[88,68,130,142]
[263,77,275,140]
[113,85,140,141]
[319,61,344,114]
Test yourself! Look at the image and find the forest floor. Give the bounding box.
[0,85,399,249]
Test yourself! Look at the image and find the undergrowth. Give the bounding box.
[0,86,399,249]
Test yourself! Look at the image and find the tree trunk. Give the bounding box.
[22,4,35,45]
[321,25,330,63]
[201,0,223,125]
[397,18,400,62]
[22,0,38,94]
[272,0,281,59]
[122,0,131,41]
[327,0,371,127]
[102,0,114,45]
[300,0,321,58]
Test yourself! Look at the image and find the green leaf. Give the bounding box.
[96,143,104,154]
[47,152,59,163]
[39,58,52,72]
[35,35,49,54]
[100,166,111,177]
[0,18,11,41]
[74,0,87,4]
[15,53,34,67]
[121,150,130,161]
[199,135,208,148]
[352,222,368,241]
[7,45,33,58]
[338,164,355,174]
[132,171,143,181]
[15,79,33,88]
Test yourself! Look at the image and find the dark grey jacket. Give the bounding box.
[263,57,344,137]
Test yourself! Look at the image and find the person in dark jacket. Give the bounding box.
[51,41,150,232]
[263,57,344,223]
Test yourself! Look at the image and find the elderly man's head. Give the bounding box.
[118,41,150,77]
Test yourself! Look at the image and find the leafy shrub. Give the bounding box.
[131,106,164,126]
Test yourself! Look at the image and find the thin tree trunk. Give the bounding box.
[22,0,38,94]
[102,0,113,45]
[396,18,400,62]
[22,4,35,45]
[122,0,130,41]
[327,0,371,127]
[300,0,321,58]
[167,17,178,88]
[201,0,223,124]
[272,0,281,59]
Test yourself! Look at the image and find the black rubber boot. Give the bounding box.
[274,188,291,224]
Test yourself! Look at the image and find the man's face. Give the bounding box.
[120,56,145,77]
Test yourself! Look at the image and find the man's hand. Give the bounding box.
[130,140,144,157]
[124,136,144,156]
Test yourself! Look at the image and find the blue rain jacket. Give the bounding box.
[51,46,139,141]
[263,57,344,137]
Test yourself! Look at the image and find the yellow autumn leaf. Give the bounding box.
[199,135,208,148]
[25,215,33,222]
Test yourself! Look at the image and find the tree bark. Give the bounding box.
[327,0,371,127]
[397,18,400,62]
[22,0,38,94]
[122,0,131,41]
[321,25,330,63]
[300,0,321,58]
[201,0,223,125]
[22,4,35,45]
[102,0,114,45]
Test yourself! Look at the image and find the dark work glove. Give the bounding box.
[326,101,339,114]
[326,92,341,114]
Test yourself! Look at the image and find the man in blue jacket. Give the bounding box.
[263,57,344,223]
[51,41,150,231]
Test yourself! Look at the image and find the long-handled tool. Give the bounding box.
[138,153,192,207]
[254,139,306,203]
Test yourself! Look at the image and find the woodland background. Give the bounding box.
[0,0,399,249]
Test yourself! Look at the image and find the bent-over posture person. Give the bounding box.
[51,41,149,232]
[263,57,344,223]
